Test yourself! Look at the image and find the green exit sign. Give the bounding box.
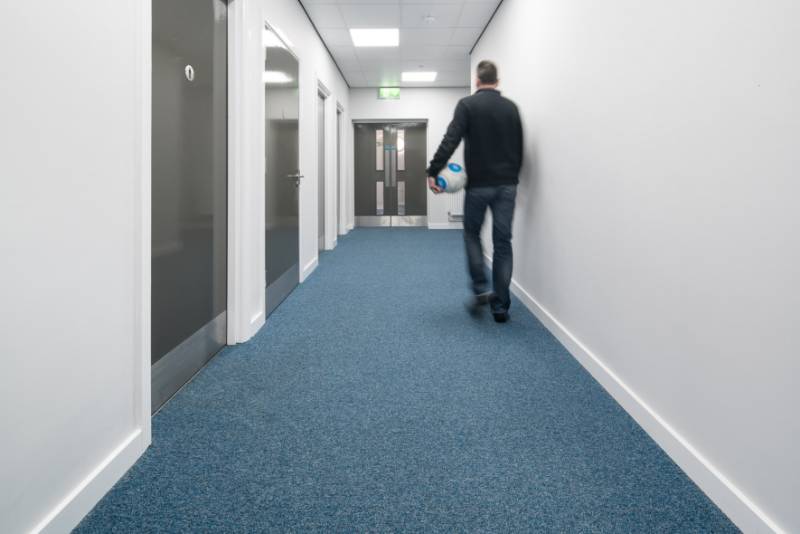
[378,87,401,100]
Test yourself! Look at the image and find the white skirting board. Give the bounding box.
[301,256,319,282]
[485,255,783,534]
[35,430,148,534]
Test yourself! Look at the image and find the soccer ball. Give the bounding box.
[435,162,467,193]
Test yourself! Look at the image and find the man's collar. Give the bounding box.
[476,87,500,94]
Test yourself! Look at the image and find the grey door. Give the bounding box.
[151,0,228,412]
[264,25,300,316]
[354,122,427,226]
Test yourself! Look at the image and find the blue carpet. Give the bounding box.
[75,228,738,533]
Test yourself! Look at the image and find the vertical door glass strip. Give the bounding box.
[376,129,384,171]
[397,129,405,171]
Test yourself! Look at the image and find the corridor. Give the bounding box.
[76,229,735,533]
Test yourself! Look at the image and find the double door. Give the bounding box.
[354,122,427,226]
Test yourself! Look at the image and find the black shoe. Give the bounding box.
[493,312,509,323]
[465,292,493,316]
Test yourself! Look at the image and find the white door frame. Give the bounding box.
[336,102,347,236]
[316,80,335,251]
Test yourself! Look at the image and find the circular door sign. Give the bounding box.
[184,64,195,82]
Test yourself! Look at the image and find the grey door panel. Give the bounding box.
[399,125,428,216]
[151,0,228,412]
[264,25,300,314]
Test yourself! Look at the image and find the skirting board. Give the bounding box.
[301,257,319,283]
[428,222,463,230]
[485,255,783,534]
[247,309,265,341]
[36,429,148,534]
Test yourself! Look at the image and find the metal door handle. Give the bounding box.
[287,173,303,187]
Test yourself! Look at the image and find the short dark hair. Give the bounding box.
[476,60,498,84]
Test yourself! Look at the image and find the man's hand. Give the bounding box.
[428,176,443,194]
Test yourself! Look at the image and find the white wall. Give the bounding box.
[349,87,469,228]
[0,2,150,533]
[474,1,799,532]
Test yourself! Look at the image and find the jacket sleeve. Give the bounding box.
[426,100,468,177]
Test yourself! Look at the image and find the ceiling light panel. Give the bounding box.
[402,71,438,83]
[350,28,399,47]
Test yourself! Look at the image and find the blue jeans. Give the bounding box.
[463,185,517,314]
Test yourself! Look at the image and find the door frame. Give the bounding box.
[336,102,345,236]
[228,11,304,344]
[262,20,301,318]
[316,80,334,251]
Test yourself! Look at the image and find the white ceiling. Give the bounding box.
[299,0,502,88]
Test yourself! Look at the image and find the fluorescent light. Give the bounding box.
[350,28,399,47]
[263,71,293,84]
[402,71,437,82]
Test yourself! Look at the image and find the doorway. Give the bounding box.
[264,23,300,317]
[354,122,428,227]
[151,0,228,412]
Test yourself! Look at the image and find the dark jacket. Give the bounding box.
[426,88,523,188]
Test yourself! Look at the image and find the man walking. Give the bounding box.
[427,60,523,323]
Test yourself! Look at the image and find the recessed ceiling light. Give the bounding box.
[263,71,293,84]
[350,28,399,47]
[402,71,437,83]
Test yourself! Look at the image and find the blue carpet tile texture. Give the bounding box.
[75,228,738,533]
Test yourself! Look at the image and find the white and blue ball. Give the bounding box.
[436,162,467,193]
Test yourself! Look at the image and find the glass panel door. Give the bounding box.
[264,24,300,316]
[353,122,427,227]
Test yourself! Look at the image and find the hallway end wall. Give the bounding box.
[349,87,470,228]
[473,0,799,532]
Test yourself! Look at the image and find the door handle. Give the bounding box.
[287,173,303,187]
